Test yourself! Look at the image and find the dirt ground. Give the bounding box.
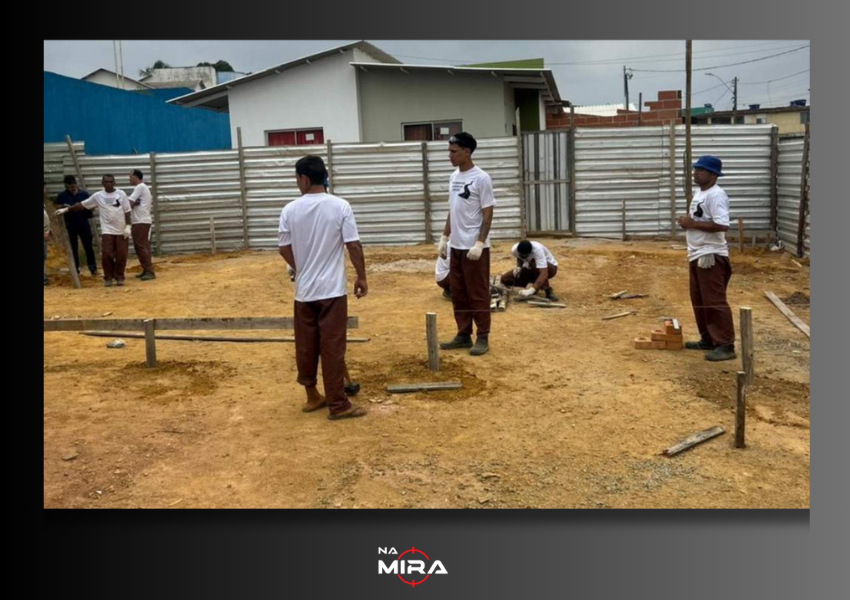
[43,238,810,508]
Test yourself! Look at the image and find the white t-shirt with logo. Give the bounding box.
[129,183,153,225]
[435,242,451,282]
[278,193,361,303]
[82,190,132,235]
[511,241,558,269]
[686,184,730,262]
[448,166,496,250]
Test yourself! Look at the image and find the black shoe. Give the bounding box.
[140,272,156,281]
[104,280,113,288]
[135,272,145,279]
[344,382,361,397]
[545,288,559,302]
[115,279,125,287]
[470,337,489,356]
[705,344,737,362]
[442,288,451,301]
[440,334,473,350]
[685,338,715,350]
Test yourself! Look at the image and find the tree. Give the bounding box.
[197,60,234,72]
[139,60,171,77]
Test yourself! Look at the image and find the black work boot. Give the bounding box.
[705,344,737,362]
[442,288,452,301]
[440,334,473,350]
[469,337,489,356]
[685,338,714,350]
[545,288,559,302]
[344,382,361,396]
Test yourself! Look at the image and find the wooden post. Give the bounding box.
[426,312,439,372]
[685,41,693,204]
[769,126,779,238]
[45,199,82,289]
[740,306,754,386]
[669,122,677,238]
[796,123,810,258]
[638,92,642,126]
[568,106,577,235]
[621,199,627,241]
[144,319,157,368]
[236,127,250,250]
[210,218,216,255]
[149,153,163,257]
[735,371,747,448]
[737,216,745,253]
[65,135,102,260]
[421,142,433,243]
[326,139,334,194]
[517,133,527,238]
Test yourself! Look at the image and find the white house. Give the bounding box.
[81,69,152,91]
[169,41,564,148]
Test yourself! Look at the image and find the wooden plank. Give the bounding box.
[518,133,527,238]
[144,319,157,368]
[740,307,754,386]
[669,122,677,238]
[45,316,360,332]
[602,310,637,321]
[149,153,163,256]
[796,123,810,258]
[735,372,747,449]
[421,142,433,243]
[663,426,725,457]
[426,312,439,372]
[210,218,216,255]
[387,381,462,394]
[65,135,102,260]
[237,127,250,250]
[80,331,371,343]
[568,119,577,235]
[529,302,566,308]
[764,292,810,338]
[770,126,779,236]
[45,199,82,290]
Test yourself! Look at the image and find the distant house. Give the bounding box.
[82,68,153,91]
[690,103,810,134]
[168,41,564,147]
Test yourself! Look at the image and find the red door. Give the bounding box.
[296,129,324,145]
[268,131,296,146]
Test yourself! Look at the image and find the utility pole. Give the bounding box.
[685,40,693,203]
[624,66,633,111]
[732,76,738,124]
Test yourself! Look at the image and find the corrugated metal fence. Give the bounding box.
[777,130,811,257]
[45,125,810,256]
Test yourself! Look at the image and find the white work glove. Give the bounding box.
[513,266,522,278]
[123,224,132,239]
[519,287,537,298]
[55,208,69,216]
[698,254,716,269]
[438,234,449,259]
[286,265,296,282]
[466,240,485,261]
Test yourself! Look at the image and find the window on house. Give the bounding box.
[800,111,810,124]
[756,117,766,124]
[267,128,324,146]
[403,120,462,142]
[712,117,732,125]
[734,116,745,124]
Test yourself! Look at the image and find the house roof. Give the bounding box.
[347,62,563,106]
[167,41,399,109]
[81,68,153,89]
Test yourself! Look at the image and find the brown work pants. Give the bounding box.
[450,247,491,338]
[132,223,154,273]
[294,295,350,415]
[500,260,558,289]
[102,234,129,281]
[689,255,735,347]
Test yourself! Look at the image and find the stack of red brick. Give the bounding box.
[546,90,683,130]
[634,319,684,351]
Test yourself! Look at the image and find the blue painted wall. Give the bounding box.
[44,72,231,155]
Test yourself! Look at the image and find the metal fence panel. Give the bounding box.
[523,131,570,233]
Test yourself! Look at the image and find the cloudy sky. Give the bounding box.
[44,40,810,109]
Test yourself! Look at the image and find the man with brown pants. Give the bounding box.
[56,174,132,287]
[678,155,736,361]
[438,132,496,356]
[278,156,368,421]
[500,239,560,301]
[128,169,156,281]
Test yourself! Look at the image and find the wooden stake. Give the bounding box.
[65,135,101,260]
[236,127,249,250]
[387,381,461,394]
[663,426,725,457]
[740,306,754,386]
[45,199,82,290]
[602,310,637,321]
[735,372,747,448]
[621,199,627,241]
[149,153,163,256]
[144,319,157,368]
[426,312,439,372]
[422,142,433,243]
[669,122,677,238]
[210,217,216,255]
[738,216,745,253]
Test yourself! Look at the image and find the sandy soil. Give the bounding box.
[43,238,810,508]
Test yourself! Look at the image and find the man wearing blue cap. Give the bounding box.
[677,156,736,361]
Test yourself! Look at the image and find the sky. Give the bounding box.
[43,40,810,109]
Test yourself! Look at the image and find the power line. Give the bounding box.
[738,68,810,85]
[629,45,809,73]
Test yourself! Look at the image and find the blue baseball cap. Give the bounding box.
[693,155,724,177]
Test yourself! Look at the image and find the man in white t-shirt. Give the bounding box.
[500,240,560,301]
[677,155,736,361]
[278,155,368,421]
[128,169,156,281]
[56,174,132,287]
[437,132,496,356]
[435,241,451,300]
